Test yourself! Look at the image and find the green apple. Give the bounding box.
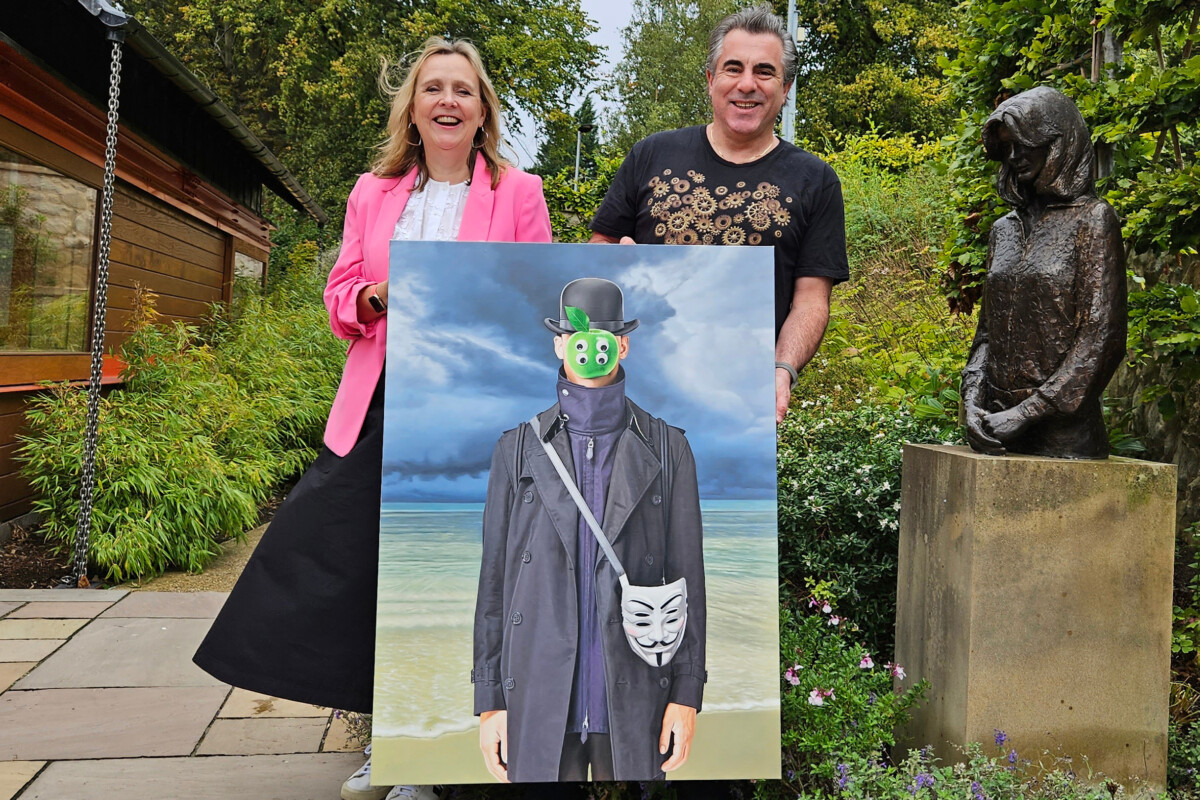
[564,305,618,379]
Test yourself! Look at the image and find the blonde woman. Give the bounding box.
[194,37,551,800]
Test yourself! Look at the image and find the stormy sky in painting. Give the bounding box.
[379,242,775,503]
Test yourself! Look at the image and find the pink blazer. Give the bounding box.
[322,159,553,455]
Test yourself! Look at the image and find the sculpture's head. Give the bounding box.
[983,86,1095,207]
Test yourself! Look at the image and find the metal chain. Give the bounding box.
[68,39,123,587]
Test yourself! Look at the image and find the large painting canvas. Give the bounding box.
[372,242,779,784]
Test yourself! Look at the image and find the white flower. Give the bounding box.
[881,481,891,491]
[807,690,825,706]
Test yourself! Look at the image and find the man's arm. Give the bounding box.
[775,275,834,423]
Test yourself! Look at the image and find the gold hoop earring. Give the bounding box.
[407,122,422,147]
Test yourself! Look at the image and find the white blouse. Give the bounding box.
[392,178,470,241]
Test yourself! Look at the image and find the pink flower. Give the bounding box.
[859,655,874,669]
[828,615,841,626]
[785,664,802,685]
[886,662,906,680]
[821,602,832,614]
[807,688,835,706]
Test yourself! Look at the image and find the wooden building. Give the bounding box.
[0,0,326,528]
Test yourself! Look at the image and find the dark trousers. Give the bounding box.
[559,733,614,781]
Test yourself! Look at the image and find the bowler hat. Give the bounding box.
[544,277,639,336]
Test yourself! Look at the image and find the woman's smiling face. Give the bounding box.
[410,53,486,161]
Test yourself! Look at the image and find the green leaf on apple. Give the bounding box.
[565,305,591,333]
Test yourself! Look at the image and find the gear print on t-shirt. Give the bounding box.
[645,168,793,246]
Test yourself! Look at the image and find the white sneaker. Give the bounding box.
[341,744,392,800]
[384,787,439,800]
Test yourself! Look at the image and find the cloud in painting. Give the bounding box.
[380,242,775,503]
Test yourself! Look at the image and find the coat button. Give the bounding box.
[511,612,523,625]
[504,677,516,690]
[523,490,533,503]
[645,554,654,566]
[522,550,532,563]
[659,677,670,689]
[651,495,662,505]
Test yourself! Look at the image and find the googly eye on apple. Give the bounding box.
[564,305,619,379]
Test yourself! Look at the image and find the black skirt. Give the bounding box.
[193,375,384,713]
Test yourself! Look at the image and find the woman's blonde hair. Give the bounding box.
[372,37,510,190]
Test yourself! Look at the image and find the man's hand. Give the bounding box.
[658,702,697,772]
[588,232,636,244]
[478,709,509,782]
[775,368,792,423]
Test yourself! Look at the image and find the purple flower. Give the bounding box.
[971,781,986,800]
[916,773,935,789]
[1007,749,1018,764]
[994,729,1008,747]
[837,762,849,789]
[868,691,878,706]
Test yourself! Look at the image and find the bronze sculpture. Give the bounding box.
[962,87,1127,460]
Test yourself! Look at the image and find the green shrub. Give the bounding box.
[794,136,971,431]
[18,258,344,582]
[778,403,961,654]
[775,598,926,795]
[777,740,1128,800]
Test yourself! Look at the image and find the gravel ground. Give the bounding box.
[117,523,268,592]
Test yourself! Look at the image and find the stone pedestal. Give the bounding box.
[895,444,1177,790]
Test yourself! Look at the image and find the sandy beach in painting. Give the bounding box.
[372,708,780,784]
[370,500,780,785]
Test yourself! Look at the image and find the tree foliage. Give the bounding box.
[532,95,601,180]
[606,0,737,153]
[783,0,960,144]
[121,0,602,220]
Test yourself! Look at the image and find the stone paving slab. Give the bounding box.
[7,601,116,619]
[0,618,89,640]
[0,686,229,760]
[196,718,329,755]
[0,602,21,619]
[14,617,222,689]
[0,662,34,693]
[321,714,363,752]
[100,591,227,618]
[0,589,128,602]
[18,753,362,799]
[0,761,44,800]
[0,639,64,662]
[219,687,331,719]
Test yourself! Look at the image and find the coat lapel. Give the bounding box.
[526,405,578,567]
[601,427,661,547]
[457,157,495,241]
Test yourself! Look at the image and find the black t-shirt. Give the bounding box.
[591,126,850,339]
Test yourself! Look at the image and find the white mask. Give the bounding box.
[619,574,687,668]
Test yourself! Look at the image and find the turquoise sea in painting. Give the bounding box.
[373,499,779,739]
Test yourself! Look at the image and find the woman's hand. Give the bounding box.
[478,709,509,782]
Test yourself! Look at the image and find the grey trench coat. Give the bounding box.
[472,399,707,782]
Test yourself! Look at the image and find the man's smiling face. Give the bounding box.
[706,29,788,145]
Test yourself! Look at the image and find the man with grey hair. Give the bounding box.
[590,3,848,425]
